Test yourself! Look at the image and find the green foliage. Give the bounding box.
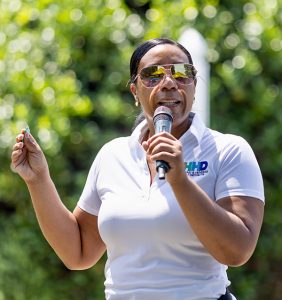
[1,0,281,299]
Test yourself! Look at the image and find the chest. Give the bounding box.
[95,141,219,249]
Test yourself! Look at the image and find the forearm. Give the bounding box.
[170,174,258,266]
[26,176,82,268]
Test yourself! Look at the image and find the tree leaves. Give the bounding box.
[1,0,281,299]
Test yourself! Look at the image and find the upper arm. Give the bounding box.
[217,196,264,255]
[73,206,106,270]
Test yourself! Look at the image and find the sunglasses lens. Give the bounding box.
[172,64,195,85]
[140,66,166,87]
[139,64,196,87]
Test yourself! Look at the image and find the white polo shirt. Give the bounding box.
[78,113,264,300]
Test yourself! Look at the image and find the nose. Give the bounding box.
[159,73,178,90]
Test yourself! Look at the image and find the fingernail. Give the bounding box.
[25,125,30,135]
[23,125,30,142]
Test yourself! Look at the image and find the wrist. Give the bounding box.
[25,171,51,187]
[167,169,189,187]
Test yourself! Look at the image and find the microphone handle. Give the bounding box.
[156,160,170,180]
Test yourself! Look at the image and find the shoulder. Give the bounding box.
[99,136,130,155]
[205,131,262,182]
[190,114,251,154]
[206,129,253,155]
[92,136,132,168]
[201,129,259,168]
[87,136,131,178]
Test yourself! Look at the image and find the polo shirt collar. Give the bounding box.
[180,113,206,145]
[128,119,148,160]
[129,112,206,152]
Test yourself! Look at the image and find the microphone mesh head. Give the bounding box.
[153,106,173,119]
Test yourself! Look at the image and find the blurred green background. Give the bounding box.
[0,0,281,299]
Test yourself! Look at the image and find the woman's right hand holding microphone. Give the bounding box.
[11,128,49,185]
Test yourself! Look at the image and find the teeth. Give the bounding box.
[159,101,179,106]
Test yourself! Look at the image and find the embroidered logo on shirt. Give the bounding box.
[184,161,208,176]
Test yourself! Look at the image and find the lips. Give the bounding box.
[158,100,181,107]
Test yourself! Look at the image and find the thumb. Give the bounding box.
[142,140,149,151]
[24,131,40,152]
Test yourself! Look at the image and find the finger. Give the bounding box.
[142,140,149,151]
[11,150,27,172]
[13,142,24,151]
[151,152,176,163]
[23,132,40,151]
[16,133,24,143]
[11,146,27,163]
[149,135,176,146]
[147,138,176,155]
[11,150,22,166]
[150,143,175,156]
[147,132,176,143]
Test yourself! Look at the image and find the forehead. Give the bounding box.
[138,44,189,71]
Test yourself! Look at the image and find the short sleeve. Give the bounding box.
[77,150,103,215]
[215,136,265,203]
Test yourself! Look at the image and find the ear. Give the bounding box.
[130,83,137,98]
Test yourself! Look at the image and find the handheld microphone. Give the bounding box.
[153,106,173,180]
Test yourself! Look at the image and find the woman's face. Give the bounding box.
[130,44,196,138]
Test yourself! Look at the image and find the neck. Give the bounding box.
[172,113,194,139]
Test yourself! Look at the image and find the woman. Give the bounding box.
[11,38,264,300]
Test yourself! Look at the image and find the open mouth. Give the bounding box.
[158,101,181,107]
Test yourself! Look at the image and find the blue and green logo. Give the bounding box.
[184,161,208,176]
